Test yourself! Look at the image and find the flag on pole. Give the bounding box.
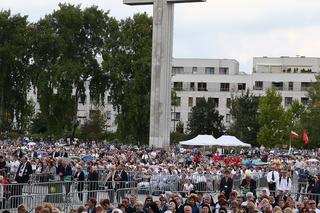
[290,131,299,139]
[302,130,309,145]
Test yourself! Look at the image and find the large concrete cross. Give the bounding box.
[124,0,206,149]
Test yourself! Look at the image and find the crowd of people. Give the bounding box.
[0,139,320,213]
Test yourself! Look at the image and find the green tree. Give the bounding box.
[31,4,111,137]
[301,74,320,148]
[229,90,261,146]
[188,97,225,138]
[80,109,108,139]
[102,13,152,144]
[258,88,290,147]
[0,11,33,132]
[286,100,306,147]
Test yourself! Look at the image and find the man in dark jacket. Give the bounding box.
[88,166,99,200]
[13,156,33,207]
[297,166,309,201]
[114,164,128,202]
[74,166,85,201]
[219,170,233,199]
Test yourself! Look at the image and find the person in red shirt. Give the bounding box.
[224,155,231,166]
[233,156,240,166]
[213,152,221,165]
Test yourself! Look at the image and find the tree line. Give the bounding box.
[1,4,320,148]
[0,4,152,143]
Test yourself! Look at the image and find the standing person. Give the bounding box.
[297,165,309,201]
[267,167,279,195]
[56,159,66,181]
[14,157,33,207]
[88,166,99,200]
[276,170,292,195]
[240,173,257,197]
[63,161,73,195]
[106,165,116,204]
[74,166,85,202]
[219,170,233,199]
[114,164,128,203]
[9,155,20,176]
[0,156,7,175]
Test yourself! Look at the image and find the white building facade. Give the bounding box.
[28,56,319,133]
[171,56,319,131]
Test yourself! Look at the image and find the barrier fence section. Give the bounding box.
[0,172,318,212]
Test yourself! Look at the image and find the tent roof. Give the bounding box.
[216,135,251,147]
[179,135,218,146]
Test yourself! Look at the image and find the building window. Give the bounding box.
[301,97,309,106]
[284,97,293,107]
[301,82,311,91]
[226,98,231,108]
[254,81,263,90]
[173,82,183,91]
[171,112,180,121]
[192,67,197,74]
[188,97,193,107]
[238,83,246,91]
[79,97,86,104]
[172,67,184,75]
[196,97,204,105]
[107,96,112,104]
[288,82,293,91]
[198,82,207,91]
[205,67,215,74]
[220,83,230,92]
[106,111,112,120]
[272,82,283,90]
[219,67,229,74]
[208,98,219,107]
[175,97,181,106]
[190,82,195,91]
[226,114,231,123]
[188,112,192,121]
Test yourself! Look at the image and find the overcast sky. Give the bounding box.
[3,0,320,72]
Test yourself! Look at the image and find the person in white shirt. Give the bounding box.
[267,167,279,194]
[276,170,292,194]
[9,155,20,174]
[183,179,194,196]
[193,167,207,191]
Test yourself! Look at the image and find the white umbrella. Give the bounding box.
[27,142,36,146]
[307,159,319,163]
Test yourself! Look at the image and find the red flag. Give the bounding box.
[290,131,299,139]
[302,130,309,145]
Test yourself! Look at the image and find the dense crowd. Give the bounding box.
[0,139,320,213]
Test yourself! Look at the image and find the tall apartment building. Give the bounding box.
[171,56,318,131]
[28,56,319,133]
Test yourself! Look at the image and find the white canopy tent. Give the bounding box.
[216,135,251,147]
[179,135,219,146]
